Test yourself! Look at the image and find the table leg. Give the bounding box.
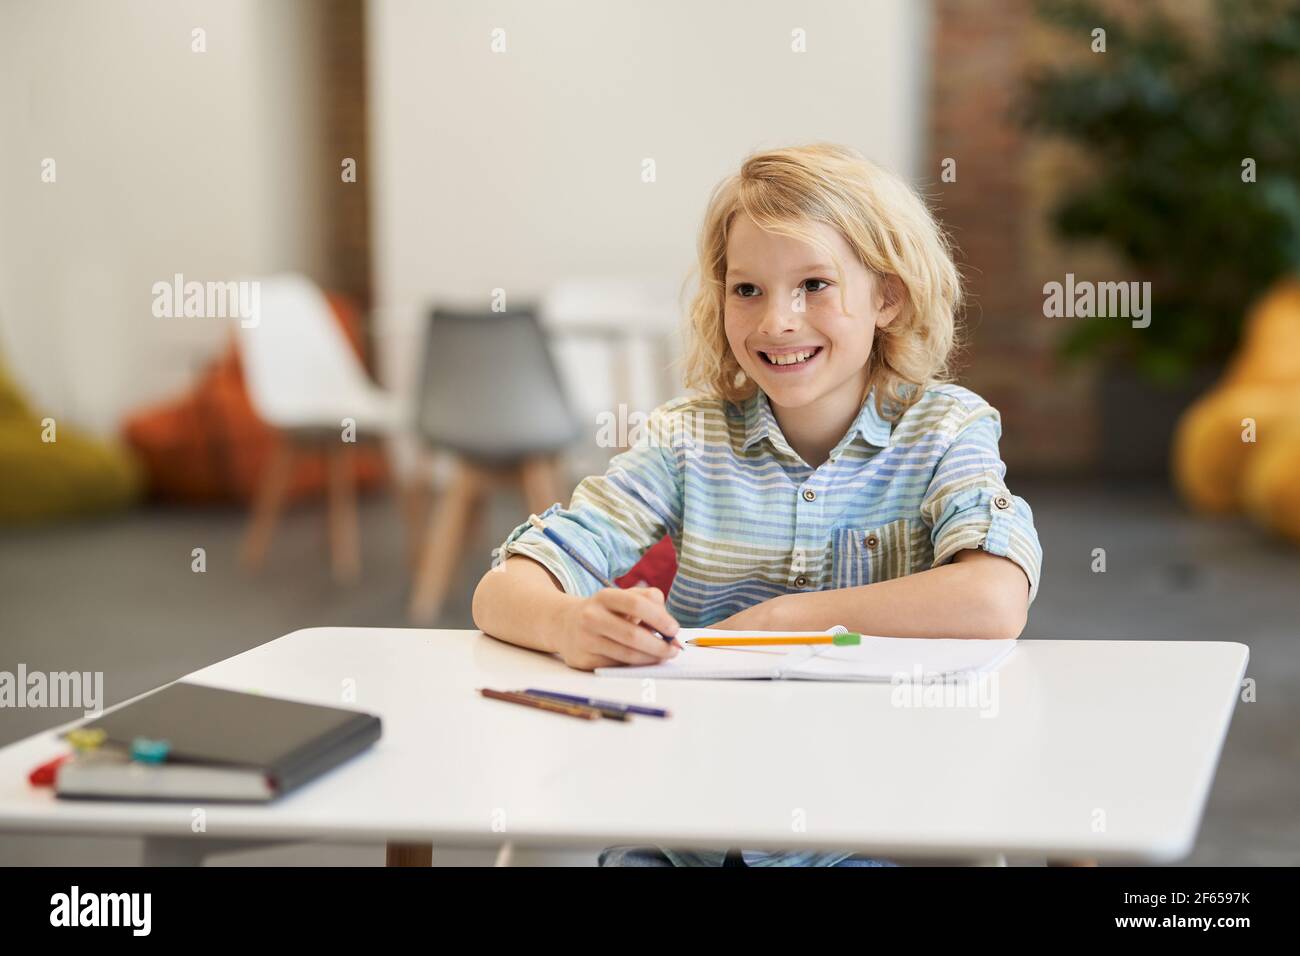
[385,841,433,867]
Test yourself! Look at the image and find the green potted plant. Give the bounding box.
[1020,0,1300,474]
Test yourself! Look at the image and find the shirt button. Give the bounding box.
[802,489,816,502]
[794,575,809,588]
[864,534,879,549]
[993,495,1011,511]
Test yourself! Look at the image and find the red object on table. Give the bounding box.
[28,753,71,787]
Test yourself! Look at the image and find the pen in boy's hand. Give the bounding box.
[527,514,684,649]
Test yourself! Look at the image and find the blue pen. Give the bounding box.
[527,514,683,649]
[524,688,670,719]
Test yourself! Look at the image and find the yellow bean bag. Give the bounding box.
[1242,417,1300,543]
[1173,382,1300,513]
[1172,280,1300,542]
[1221,281,1300,387]
[0,357,142,524]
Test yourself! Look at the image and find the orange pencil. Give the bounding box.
[686,633,862,647]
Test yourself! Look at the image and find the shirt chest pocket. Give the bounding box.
[829,518,925,589]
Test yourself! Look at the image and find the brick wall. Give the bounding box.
[321,0,371,310]
[927,0,1097,474]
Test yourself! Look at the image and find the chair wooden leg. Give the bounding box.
[327,443,361,584]
[241,439,294,570]
[519,455,564,515]
[385,842,433,867]
[400,480,432,570]
[408,461,481,623]
[462,490,488,565]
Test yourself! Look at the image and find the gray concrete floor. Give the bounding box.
[1,480,1296,865]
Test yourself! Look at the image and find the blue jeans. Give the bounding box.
[597,845,897,867]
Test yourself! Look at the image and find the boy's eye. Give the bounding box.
[732,279,828,298]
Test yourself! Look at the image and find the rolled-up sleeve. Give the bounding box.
[495,404,686,597]
[919,402,1043,603]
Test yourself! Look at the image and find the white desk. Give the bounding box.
[0,628,1248,865]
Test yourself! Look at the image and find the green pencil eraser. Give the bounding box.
[833,633,862,645]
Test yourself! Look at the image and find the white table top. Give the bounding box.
[0,628,1249,862]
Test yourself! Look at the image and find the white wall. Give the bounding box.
[366,0,930,468]
[0,0,929,441]
[0,0,329,435]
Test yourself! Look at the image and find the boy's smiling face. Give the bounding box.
[723,214,900,418]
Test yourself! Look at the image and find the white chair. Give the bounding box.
[539,276,683,420]
[237,273,402,583]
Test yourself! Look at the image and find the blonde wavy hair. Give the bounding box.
[682,143,961,420]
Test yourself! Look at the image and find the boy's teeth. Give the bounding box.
[766,349,816,366]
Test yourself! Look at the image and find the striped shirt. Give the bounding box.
[497,382,1043,867]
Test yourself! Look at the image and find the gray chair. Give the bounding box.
[408,306,581,622]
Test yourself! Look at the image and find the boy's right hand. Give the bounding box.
[554,587,681,671]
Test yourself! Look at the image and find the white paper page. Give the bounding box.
[787,636,1017,681]
[592,628,835,680]
[593,628,1017,681]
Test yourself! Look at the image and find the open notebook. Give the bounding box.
[593,627,1017,681]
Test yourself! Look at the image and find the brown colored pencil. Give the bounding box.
[478,688,604,720]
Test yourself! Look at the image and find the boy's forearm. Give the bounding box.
[732,551,1030,640]
[471,557,575,654]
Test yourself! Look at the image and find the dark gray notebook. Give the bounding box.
[56,682,382,802]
